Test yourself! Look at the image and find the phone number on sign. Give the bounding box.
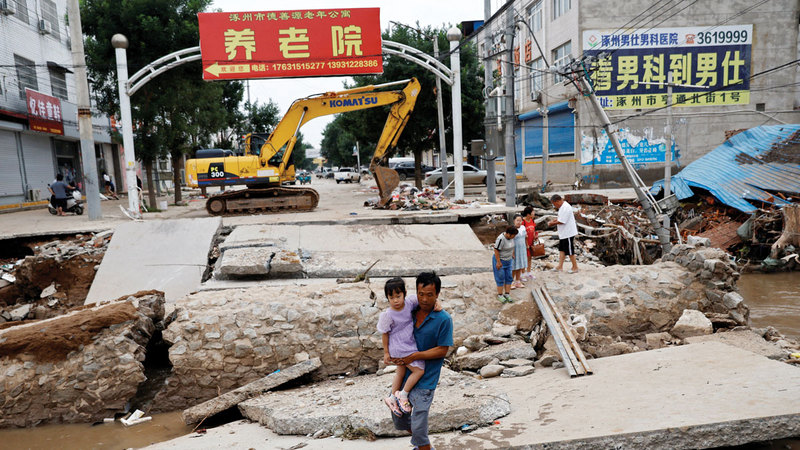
[270,59,380,72]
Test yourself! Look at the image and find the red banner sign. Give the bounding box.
[25,88,64,135]
[198,8,383,80]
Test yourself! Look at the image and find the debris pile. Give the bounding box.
[0,231,113,323]
[365,183,453,210]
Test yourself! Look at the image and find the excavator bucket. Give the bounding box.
[373,166,400,207]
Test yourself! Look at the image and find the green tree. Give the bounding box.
[324,24,485,187]
[82,0,242,207]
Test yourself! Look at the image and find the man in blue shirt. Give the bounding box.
[391,271,454,450]
[48,174,74,216]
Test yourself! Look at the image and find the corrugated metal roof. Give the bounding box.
[651,125,800,213]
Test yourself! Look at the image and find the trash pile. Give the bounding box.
[365,183,453,210]
[0,231,113,324]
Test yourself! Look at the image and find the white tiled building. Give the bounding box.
[0,0,121,207]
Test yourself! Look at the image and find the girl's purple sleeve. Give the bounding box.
[377,310,393,334]
[406,294,419,309]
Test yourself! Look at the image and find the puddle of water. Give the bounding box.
[0,411,192,450]
[738,272,800,340]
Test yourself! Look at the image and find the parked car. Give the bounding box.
[423,163,505,187]
[393,161,437,181]
[334,167,361,183]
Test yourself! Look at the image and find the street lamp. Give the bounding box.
[447,27,464,201]
[112,33,141,218]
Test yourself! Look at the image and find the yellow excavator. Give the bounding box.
[185,78,420,215]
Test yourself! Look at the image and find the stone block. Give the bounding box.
[671,309,713,339]
[455,341,537,371]
[500,358,534,367]
[500,365,536,377]
[497,301,541,332]
[9,304,31,321]
[723,292,745,309]
[492,322,517,337]
[480,364,506,378]
[645,332,672,349]
[269,250,303,275]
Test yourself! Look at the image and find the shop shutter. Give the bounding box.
[548,110,575,155]
[0,131,24,199]
[523,117,544,157]
[21,134,55,198]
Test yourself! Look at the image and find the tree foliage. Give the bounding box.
[320,24,485,177]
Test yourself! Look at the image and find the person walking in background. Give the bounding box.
[522,206,538,281]
[492,225,518,303]
[548,194,579,273]
[511,214,528,289]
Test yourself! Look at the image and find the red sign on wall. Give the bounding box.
[198,8,383,80]
[25,88,64,135]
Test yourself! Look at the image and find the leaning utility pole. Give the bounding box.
[572,62,672,252]
[434,37,448,194]
[67,0,102,220]
[503,10,516,207]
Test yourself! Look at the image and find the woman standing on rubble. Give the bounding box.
[511,214,528,289]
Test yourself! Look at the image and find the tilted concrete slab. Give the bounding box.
[85,218,221,304]
[238,368,510,437]
[217,224,490,279]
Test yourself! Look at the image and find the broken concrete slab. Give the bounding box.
[454,341,537,370]
[85,218,221,304]
[500,365,535,377]
[238,368,510,437]
[215,224,489,279]
[217,247,271,277]
[182,358,321,424]
[685,329,789,360]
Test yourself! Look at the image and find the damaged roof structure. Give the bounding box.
[651,125,800,213]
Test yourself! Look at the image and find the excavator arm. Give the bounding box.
[259,78,420,205]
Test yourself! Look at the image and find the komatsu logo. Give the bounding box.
[330,97,378,107]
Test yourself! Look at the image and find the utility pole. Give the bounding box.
[503,10,516,207]
[664,71,674,198]
[354,141,361,170]
[434,37,448,194]
[484,0,496,203]
[67,0,102,220]
[573,63,671,252]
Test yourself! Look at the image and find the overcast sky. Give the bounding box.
[208,1,487,153]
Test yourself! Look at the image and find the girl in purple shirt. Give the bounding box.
[377,278,441,415]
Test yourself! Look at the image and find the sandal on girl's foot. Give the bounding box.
[396,395,413,414]
[383,395,402,417]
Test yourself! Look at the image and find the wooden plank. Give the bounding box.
[542,287,593,375]
[532,287,583,377]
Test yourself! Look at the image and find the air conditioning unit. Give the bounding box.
[27,189,41,202]
[531,90,542,103]
[0,0,15,15]
[38,19,51,35]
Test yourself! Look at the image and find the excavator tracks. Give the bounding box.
[205,186,319,216]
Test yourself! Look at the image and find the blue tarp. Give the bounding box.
[651,125,800,213]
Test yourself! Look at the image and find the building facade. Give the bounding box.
[0,0,120,208]
[476,0,800,188]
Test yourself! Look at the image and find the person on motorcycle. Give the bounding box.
[48,174,75,216]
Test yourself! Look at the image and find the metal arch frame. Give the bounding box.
[381,41,454,86]
[125,41,453,95]
[127,46,201,96]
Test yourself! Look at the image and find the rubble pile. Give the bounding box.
[0,291,165,427]
[365,184,454,210]
[0,231,112,322]
[573,204,663,265]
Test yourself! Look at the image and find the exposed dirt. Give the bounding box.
[470,219,510,246]
[0,301,137,362]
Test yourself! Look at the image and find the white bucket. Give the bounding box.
[158,200,168,211]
